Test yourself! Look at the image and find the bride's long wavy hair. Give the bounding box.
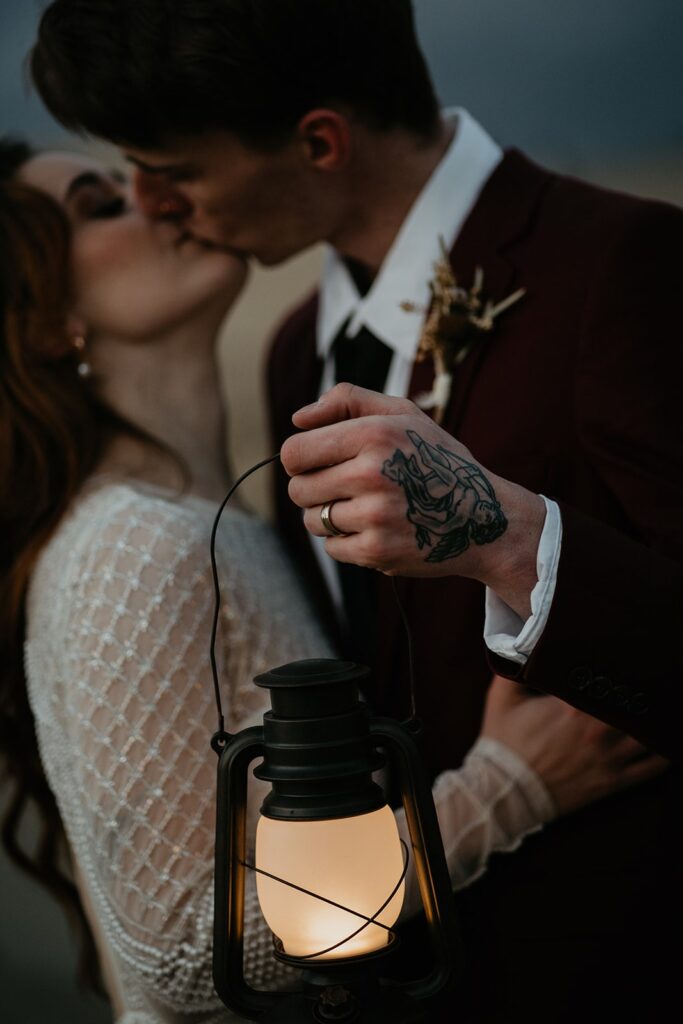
[0,139,173,993]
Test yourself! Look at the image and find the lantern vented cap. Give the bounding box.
[253,658,384,820]
[254,659,370,719]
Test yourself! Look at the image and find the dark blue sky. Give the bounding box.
[1,0,682,161]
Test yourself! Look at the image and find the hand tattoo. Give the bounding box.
[382,430,508,562]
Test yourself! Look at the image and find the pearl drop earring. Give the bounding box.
[72,334,92,378]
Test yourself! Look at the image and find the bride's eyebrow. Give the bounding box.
[63,171,103,202]
[64,170,124,203]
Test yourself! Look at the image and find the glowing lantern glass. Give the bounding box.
[256,805,405,960]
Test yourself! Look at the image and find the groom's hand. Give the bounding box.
[281,384,545,619]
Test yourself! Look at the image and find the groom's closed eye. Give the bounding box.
[132,168,194,220]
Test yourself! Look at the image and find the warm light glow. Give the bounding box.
[255,805,405,960]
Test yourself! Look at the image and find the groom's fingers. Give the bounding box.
[288,450,405,508]
[281,421,362,476]
[303,501,357,537]
[292,382,418,429]
[303,490,406,538]
[305,512,409,574]
[288,462,356,509]
[281,414,401,476]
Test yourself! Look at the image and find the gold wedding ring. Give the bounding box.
[320,501,345,537]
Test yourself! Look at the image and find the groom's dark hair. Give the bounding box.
[31,0,441,149]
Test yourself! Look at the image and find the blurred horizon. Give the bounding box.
[1,0,682,166]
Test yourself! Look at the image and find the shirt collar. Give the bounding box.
[316,108,503,361]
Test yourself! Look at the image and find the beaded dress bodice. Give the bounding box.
[25,481,333,1021]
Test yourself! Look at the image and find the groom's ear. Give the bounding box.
[296,109,352,172]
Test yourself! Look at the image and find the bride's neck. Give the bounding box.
[91,323,231,502]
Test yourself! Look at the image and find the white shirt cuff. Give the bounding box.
[483,496,562,665]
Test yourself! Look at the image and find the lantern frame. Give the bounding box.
[212,659,462,1023]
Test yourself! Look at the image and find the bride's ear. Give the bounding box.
[50,314,89,360]
[296,109,352,172]
[66,314,87,338]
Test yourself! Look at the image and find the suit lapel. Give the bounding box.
[378,152,554,709]
[408,149,553,420]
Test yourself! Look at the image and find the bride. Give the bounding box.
[0,141,664,1023]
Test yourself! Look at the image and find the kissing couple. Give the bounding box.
[2,2,680,1022]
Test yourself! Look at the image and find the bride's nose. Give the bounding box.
[133,169,193,220]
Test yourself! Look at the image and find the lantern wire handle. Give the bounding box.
[209,454,420,746]
[209,453,281,746]
[390,576,418,725]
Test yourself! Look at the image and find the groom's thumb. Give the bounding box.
[292,382,415,429]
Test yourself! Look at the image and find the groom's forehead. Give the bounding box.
[123,131,269,173]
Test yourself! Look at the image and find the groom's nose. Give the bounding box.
[133,169,193,221]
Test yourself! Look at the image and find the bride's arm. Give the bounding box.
[55,499,293,1012]
[397,676,669,919]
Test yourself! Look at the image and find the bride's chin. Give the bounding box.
[207,277,248,319]
[194,258,249,301]
[222,260,250,298]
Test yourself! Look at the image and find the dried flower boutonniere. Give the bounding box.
[401,238,526,423]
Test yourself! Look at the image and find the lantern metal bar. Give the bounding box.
[370,717,463,1002]
[213,725,282,1018]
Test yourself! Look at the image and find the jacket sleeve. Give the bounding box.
[489,200,683,760]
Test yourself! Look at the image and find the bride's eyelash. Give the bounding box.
[91,197,127,219]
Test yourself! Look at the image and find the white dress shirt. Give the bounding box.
[314,108,561,663]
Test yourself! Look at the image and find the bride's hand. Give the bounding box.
[481,675,670,816]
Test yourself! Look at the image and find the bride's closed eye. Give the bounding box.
[90,196,127,219]
[65,170,131,222]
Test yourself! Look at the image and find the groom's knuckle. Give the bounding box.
[335,381,355,401]
[366,497,389,527]
[375,417,398,444]
[360,530,385,564]
[280,435,298,472]
[287,475,304,505]
[355,454,379,487]
[302,508,316,532]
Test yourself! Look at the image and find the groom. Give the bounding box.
[31,1,681,1021]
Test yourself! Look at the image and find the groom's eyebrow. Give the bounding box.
[125,155,185,176]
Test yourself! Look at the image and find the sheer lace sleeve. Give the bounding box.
[396,737,557,919]
[30,494,294,1014]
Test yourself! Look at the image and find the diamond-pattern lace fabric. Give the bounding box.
[24,481,554,1022]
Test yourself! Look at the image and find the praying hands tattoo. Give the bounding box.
[382,430,508,562]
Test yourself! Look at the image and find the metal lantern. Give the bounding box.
[212,658,461,1023]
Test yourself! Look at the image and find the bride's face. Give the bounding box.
[18,151,248,341]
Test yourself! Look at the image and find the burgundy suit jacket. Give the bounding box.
[267,151,682,1021]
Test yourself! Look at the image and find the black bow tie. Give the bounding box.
[333,323,393,395]
[331,323,393,669]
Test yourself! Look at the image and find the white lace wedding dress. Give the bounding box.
[24,481,555,1023]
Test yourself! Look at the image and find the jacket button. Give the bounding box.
[626,692,650,715]
[586,675,612,700]
[568,667,593,692]
[611,685,631,708]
